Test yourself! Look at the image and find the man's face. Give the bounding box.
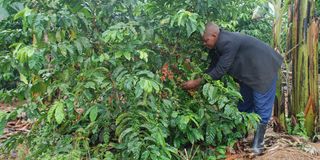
[202,33,217,49]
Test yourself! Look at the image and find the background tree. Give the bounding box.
[289,0,319,137]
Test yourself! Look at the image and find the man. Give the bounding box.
[182,22,283,155]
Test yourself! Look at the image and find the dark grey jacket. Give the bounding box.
[205,30,283,93]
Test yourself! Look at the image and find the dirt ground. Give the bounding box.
[230,127,320,160]
[255,132,320,160]
[0,102,30,144]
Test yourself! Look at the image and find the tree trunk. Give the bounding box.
[272,0,287,132]
[290,0,319,136]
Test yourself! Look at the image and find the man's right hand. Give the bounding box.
[181,78,202,90]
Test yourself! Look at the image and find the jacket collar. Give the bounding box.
[215,29,225,51]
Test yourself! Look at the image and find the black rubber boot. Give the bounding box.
[252,123,267,155]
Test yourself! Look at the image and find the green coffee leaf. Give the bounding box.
[54,102,65,124]
[47,104,57,123]
[19,73,28,84]
[14,7,32,20]
[139,50,148,62]
[118,127,133,142]
[123,51,131,60]
[0,111,7,135]
[89,106,98,122]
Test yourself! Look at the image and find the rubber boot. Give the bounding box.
[252,123,267,155]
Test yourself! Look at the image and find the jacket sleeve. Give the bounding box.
[204,49,220,74]
[205,41,239,80]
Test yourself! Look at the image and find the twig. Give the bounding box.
[191,145,200,160]
[284,41,303,60]
[184,148,189,159]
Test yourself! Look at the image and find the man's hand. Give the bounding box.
[181,78,202,90]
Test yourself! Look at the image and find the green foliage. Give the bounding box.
[0,111,8,135]
[286,112,308,139]
[0,0,267,159]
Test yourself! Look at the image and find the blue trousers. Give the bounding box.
[237,77,277,124]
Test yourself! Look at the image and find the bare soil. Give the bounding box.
[227,127,320,160]
[0,102,30,143]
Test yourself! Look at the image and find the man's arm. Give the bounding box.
[182,41,239,90]
[204,49,220,73]
[205,41,239,80]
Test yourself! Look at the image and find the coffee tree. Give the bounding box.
[0,0,269,159]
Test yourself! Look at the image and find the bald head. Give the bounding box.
[204,22,220,37]
[202,22,220,49]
